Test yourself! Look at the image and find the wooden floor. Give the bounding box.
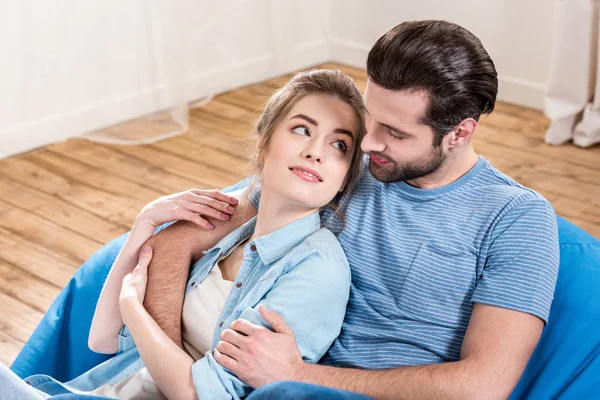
[1,63,599,367]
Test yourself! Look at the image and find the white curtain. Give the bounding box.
[83,1,199,145]
[544,0,600,147]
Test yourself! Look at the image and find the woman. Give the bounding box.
[1,69,366,399]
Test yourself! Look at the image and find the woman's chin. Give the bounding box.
[285,191,334,211]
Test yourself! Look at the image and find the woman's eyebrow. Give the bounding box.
[333,128,354,138]
[291,114,354,138]
[291,114,318,126]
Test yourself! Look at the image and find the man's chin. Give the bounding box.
[368,160,399,183]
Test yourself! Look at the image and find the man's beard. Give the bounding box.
[368,145,446,183]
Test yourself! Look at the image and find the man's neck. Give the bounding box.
[405,147,479,189]
[251,185,317,240]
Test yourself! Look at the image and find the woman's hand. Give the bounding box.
[120,245,152,314]
[136,189,239,231]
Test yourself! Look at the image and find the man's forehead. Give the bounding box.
[364,80,429,125]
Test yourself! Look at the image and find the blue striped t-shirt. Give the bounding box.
[318,156,559,368]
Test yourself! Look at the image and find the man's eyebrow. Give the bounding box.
[364,104,412,136]
[291,114,354,139]
[380,122,413,137]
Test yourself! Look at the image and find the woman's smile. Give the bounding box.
[288,166,323,183]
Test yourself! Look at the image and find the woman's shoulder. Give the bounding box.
[283,228,350,277]
[303,227,345,254]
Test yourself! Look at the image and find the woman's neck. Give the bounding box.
[251,186,318,240]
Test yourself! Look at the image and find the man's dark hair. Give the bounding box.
[367,20,498,146]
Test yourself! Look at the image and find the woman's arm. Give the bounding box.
[88,220,156,354]
[119,247,198,400]
[143,190,255,348]
[88,189,241,354]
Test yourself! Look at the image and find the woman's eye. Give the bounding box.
[292,126,310,136]
[332,141,348,153]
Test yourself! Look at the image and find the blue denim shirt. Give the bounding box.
[26,211,351,399]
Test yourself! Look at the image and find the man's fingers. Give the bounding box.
[214,349,238,370]
[259,305,292,334]
[216,340,241,361]
[221,328,249,348]
[229,319,262,336]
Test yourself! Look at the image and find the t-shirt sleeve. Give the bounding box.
[471,197,560,323]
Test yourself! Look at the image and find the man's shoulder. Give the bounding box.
[470,161,557,242]
[478,160,551,204]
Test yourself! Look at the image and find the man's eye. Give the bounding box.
[388,130,403,140]
[292,126,310,136]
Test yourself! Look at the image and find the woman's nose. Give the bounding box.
[305,153,321,163]
[302,142,324,163]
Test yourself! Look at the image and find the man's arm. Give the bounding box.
[216,303,543,400]
[143,190,256,347]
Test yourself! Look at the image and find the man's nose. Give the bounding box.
[361,125,386,153]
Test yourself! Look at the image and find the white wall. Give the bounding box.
[329,0,555,110]
[0,0,328,159]
[0,0,554,159]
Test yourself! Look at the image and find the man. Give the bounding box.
[144,20,559,399]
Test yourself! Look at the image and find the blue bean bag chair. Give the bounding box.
[11,216,600,399]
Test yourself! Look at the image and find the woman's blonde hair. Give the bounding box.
[243,69,366,221]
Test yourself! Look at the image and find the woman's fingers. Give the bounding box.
[136,245,153,272]
[175,208,216,230]
[186,193,237,216]
[183,203,231,222]
[188,189,239,207]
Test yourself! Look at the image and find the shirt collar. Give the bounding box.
[205,211,321,265]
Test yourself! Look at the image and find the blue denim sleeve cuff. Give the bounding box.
[117,325,136,354]
[191,351,250,400]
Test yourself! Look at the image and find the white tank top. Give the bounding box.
[87,263,234,399]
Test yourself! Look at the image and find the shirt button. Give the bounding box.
[190,282,195,286]
[219,322,223,327]
[236,282,242,288]
[26,381,31,385]
[250,245,257,251]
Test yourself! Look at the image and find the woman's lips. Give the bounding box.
[289,167,322,183]
[370,154,391,165]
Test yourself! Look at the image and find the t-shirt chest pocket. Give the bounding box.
[397,242,478,326]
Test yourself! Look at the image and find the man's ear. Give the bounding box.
[448,118,478,148]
